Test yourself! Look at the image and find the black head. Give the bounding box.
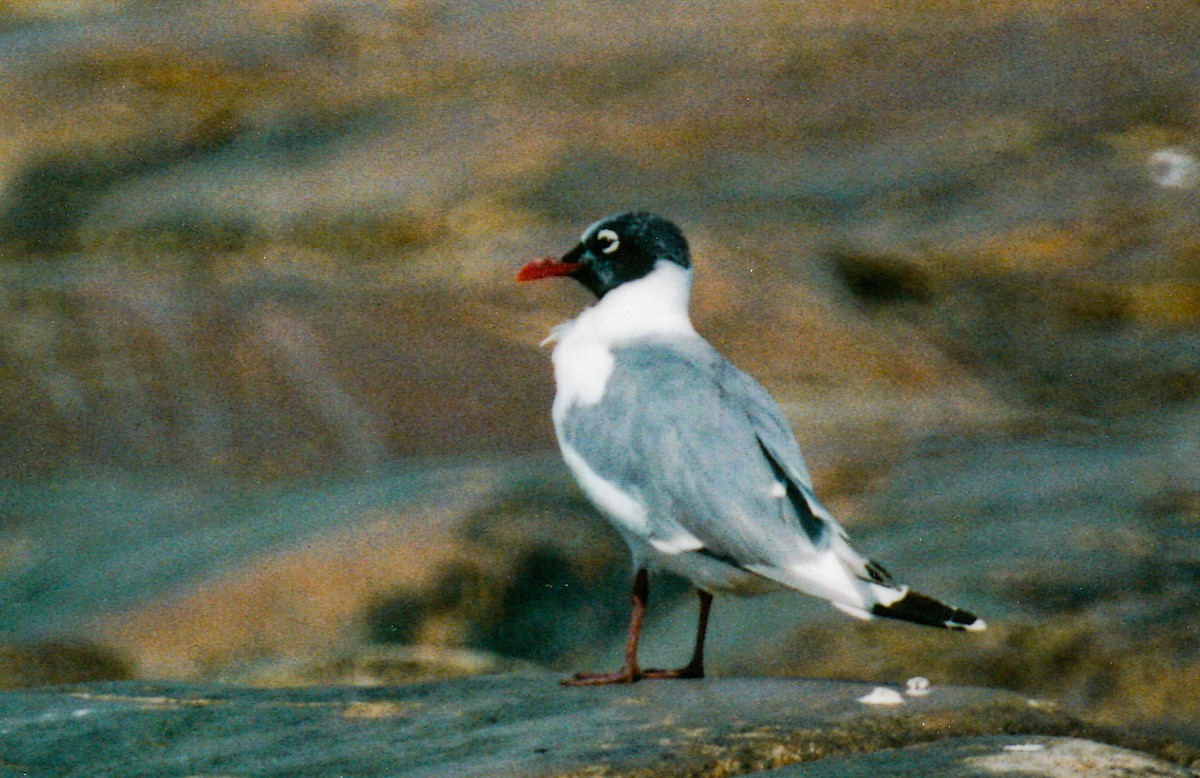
[517,211,690,298]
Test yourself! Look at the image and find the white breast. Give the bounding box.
[551,338,614,425]
[548,260,696,422]
[546,260,701,567]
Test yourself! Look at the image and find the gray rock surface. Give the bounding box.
[759,736,1197,777]
[0,673,1195,777]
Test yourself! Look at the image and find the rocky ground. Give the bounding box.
[1,1,1199,774]
[2,674,1198,777]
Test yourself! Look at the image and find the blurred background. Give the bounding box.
[1,0,1198,747]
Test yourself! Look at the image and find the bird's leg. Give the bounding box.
[561,568,650,686]
[644,589,711,680]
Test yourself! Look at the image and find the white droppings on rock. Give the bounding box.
[1148,148,1198,189]
[905,676,931,696]
[856,687,905,706]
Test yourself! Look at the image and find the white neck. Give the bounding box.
[548,261,696,415]
[553,260,696,346]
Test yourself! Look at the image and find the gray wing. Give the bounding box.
[559,339,836,568]
[717,358,840,534]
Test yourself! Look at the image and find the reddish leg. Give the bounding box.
[562,572,713,686]
[562,568,650,686]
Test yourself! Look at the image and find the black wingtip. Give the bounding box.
[872,590,987,631]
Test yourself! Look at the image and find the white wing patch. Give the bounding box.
[869,583,909,607]
[559,441,649,535]
[647,531,705,555]
[559,438,704,557]
[746,552,869,611]
[833,602,874,621]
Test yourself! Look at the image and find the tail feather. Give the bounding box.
[870,588,986,631]
[745,545,985,632]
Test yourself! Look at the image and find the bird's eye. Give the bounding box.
[596,229,620,254]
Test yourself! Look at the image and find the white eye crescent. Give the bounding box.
[596,228,620,254]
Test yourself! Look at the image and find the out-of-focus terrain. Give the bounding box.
[1,0,1198,748]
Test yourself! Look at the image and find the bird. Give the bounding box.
[517,211,985,686]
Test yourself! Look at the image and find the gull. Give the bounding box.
[518,211,984,685]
